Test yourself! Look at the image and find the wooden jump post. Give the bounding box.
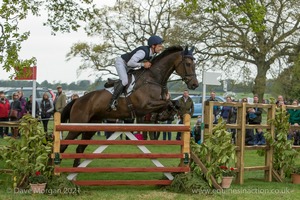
[0,121,19,128]
[204,101,276,184]
[52,112,191,186]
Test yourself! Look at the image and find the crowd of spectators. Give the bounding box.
[0,85,78,138]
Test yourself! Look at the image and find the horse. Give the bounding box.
[60,45,199,167]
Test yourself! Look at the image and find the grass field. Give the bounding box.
[0,119,300,200]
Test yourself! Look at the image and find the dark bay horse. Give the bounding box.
[60,45,199,167]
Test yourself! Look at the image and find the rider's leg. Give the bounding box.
[108,58,128,111]
[109,81,125,110]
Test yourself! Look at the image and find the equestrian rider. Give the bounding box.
[108,35,164,111]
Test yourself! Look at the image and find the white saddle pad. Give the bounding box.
[105,75,135,97]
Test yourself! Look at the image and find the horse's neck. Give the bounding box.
[150,54,178,85]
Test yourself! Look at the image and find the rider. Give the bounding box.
[108,35,164,111]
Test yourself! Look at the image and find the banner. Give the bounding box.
[15,66,37,80]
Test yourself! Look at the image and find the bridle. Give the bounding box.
[175,55,196,84]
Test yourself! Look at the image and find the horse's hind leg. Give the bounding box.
[73,132,95,167]
[60,131,81,153]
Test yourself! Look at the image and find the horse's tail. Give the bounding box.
[61,100,76,123]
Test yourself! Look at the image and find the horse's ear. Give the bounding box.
[189,46,195,54]
[184,45,189,55]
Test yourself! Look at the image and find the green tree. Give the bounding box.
[78,80,90,89]
[66,0,179,79]
[179,0,300,101]
[68,82,78,90]
[40,80,50,88]
[272,54,300,102]
[0,0,95,78]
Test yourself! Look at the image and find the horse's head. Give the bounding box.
[175,46,199,90]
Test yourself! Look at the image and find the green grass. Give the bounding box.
[1,121,300,200]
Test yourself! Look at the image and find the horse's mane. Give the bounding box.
[130,45,183,76]
[151,46,183,64]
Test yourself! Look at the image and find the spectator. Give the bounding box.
[176,90,194,140]
[287,100,300,145]
[10,92,22,138]
[0,91,10,138]
[245,94,262,145]
[221,96,233,121]
[241,97,248,103]
[227,100,238,144]
[287,100,300,125]
[162,119,172,140]
[206,91,221,124]
[71,93,79,100]
[275,95,287,107]
[192,116,202,144]
[25,95,39,117]
[254,128,266,145]
[17,90,27,118]
[40,93,54,133]
[54,85,67,113]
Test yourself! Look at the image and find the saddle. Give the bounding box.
[104,76,133,90]
[104,78,119,88]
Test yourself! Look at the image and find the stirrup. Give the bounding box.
[110,100,118,111]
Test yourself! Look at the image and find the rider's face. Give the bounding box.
[152,44,163,53]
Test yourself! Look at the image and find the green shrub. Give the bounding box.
[191,118,236,186]
[0,114,53,188]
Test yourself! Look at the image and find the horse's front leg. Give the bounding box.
[73,132,96,167]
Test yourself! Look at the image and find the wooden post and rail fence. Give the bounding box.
[204,101,300,185]
[51,112,191,186]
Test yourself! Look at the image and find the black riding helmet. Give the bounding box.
[148,35,164,46]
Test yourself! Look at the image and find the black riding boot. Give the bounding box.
[108,83,125,111]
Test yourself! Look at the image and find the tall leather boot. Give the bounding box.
[108,82,125,111]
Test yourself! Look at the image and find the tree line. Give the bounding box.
[0,78,278,96]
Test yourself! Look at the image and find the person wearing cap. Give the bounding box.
[54,85,67,113]
[108,35,164,111]
[176,90,194,140]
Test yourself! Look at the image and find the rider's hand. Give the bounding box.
[143,61,152,69]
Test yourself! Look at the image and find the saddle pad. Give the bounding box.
[105,75,135,97]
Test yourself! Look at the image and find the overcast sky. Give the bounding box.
[0,0,116,84]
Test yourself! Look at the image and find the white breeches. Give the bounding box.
[115,57,128,86]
